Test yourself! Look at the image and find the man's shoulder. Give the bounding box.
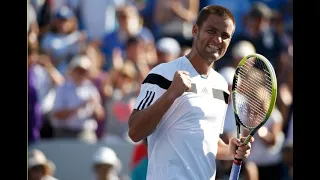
[149,56,185,78]
[140,57,185,90]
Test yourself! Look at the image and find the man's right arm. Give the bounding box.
[128,70,191,142]
[128,90,177,142]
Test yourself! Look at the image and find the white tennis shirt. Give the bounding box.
[133,56,229,180]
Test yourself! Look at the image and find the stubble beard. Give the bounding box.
[195,41,215,66]
[198,32,221,65]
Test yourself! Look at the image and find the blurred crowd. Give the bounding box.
[27,0,293,180]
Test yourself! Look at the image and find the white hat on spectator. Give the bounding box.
[28,149,56,173]
[69,55,92,70]
[92,147,122,172]
[156,37,181,57]
[219,67,235,85]
[231,40,256,59]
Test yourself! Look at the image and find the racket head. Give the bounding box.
[231,53,277,134]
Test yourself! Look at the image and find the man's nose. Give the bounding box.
[213,35,222,44]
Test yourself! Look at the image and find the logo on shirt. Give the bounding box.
[201,87,209,95]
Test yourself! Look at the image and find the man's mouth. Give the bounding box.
[206,45,220,53]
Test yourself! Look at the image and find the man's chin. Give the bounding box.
[206,53,220,62]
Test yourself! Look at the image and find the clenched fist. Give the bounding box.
[168,71,192,99]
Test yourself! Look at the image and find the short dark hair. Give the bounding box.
[196,5,236,29]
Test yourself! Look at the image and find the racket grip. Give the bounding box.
[229,159,243,180]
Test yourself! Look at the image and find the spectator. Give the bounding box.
[251,0,288,12]
[40,6,86,75]
[231,2,284,70]
[270,10,292,49]
[28,2,40,35]
[218,40,256,73]
[28,149,58,180]
[100,5,152,71]
[86,44,111,139]
[124,36,152,85]
[154,0,199,46]
[138,0,157,36]
[30,0,53,39]
[155,37,181,66]
[28,30,65,139]
[134,29,158,73]
[51,55,105,143]
[92,147,123,180]
[76,0,130,42]
[105,61,138,138]
[246,106,285,180]
[28,38,43,145]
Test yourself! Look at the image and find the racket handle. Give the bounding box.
[229,158,243,180]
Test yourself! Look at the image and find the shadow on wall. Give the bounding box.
[29,138,135,180]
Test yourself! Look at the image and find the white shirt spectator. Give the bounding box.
[51,78,100,131]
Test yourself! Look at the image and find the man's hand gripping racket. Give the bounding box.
[228,53,278,180]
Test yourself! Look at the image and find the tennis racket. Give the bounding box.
[228,53,278,180]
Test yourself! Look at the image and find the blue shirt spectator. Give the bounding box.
[40,6,85,75]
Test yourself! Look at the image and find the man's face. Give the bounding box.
[193,14,235,64]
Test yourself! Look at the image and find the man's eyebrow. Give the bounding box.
[206,25,217,30]
[222,31,231,38]
[206,26,231,37]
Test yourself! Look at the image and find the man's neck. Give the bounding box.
[185,49,213,77]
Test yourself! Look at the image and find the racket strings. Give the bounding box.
[240,59,272,91]
[234,57,273,128]
[239,59,273,103]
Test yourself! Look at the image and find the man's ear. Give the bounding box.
[192,24,199,37]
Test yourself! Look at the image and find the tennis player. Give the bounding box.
[128,5,253,180]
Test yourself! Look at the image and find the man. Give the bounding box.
[128,5,253,180]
